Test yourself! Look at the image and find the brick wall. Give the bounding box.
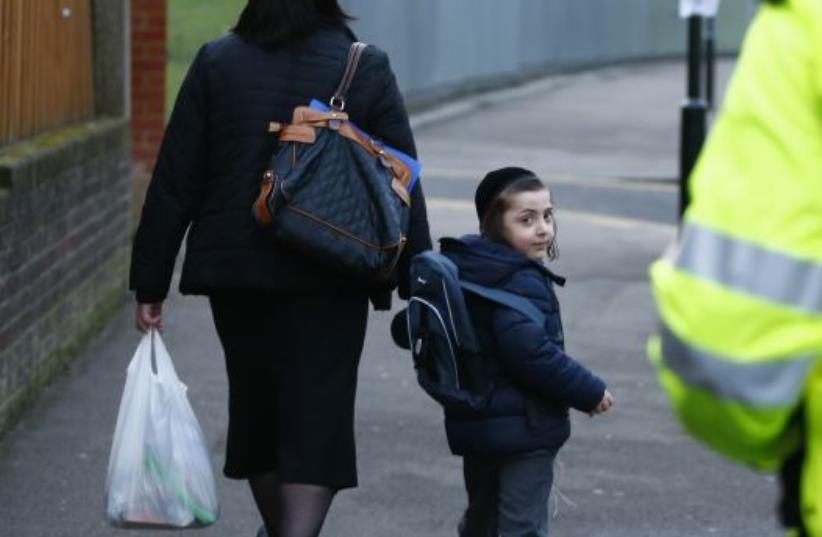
[0,0,129,437]
[0,120,131,433]
[130,0,167,224]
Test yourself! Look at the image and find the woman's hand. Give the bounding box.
[136,302,164,333]
[590,389,614,416]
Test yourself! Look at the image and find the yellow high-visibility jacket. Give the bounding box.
[649,0,822,533]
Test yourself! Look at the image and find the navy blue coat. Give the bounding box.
[440,236,606,455]
[130,22,431,306]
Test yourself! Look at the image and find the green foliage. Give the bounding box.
[165,0,247,116]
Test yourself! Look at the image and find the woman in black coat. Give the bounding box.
[129,1,431,535]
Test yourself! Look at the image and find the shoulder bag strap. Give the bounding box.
[329,41,368,111]
[459,280,547,326]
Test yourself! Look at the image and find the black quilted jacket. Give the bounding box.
[130,23,431,306]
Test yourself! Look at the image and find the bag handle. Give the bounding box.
[329,41,367,111]
[149,329,182,384]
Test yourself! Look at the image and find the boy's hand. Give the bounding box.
[590,389,614,416]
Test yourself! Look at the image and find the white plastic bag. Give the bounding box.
[105,329,219,528]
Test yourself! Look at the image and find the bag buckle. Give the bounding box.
[329,111,342,131]
[329,95,346,111]
[370,138,392,169]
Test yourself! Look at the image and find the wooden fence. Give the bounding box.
[0,0,94,146]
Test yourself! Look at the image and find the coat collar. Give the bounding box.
[440,235,565,287]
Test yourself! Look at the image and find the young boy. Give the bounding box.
[395,167,613,537]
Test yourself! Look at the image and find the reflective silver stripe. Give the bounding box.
[670,222,822,314]
[660,324,813,407]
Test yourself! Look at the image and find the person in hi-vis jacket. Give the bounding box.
[649,1,822,535]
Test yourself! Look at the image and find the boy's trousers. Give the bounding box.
[459,448,559,537]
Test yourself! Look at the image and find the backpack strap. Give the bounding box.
[329,42,367,111]
[459,281,546,326]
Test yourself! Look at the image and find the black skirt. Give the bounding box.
[209,291,369,490]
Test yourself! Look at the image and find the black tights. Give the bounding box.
[250,473,335,537]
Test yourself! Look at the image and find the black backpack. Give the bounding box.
[405,251,545,411]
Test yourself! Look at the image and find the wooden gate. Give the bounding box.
[0,0,94,146]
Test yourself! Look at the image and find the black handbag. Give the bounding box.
[252,42,413,283]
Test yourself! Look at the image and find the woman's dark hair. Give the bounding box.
[233,0,354,44]
[480,176,559,261]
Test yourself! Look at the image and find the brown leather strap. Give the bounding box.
[279,124,317,144]
[330,42,367,111]
[290,106,349,126]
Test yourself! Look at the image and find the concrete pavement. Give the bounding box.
[0,60,787,537]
